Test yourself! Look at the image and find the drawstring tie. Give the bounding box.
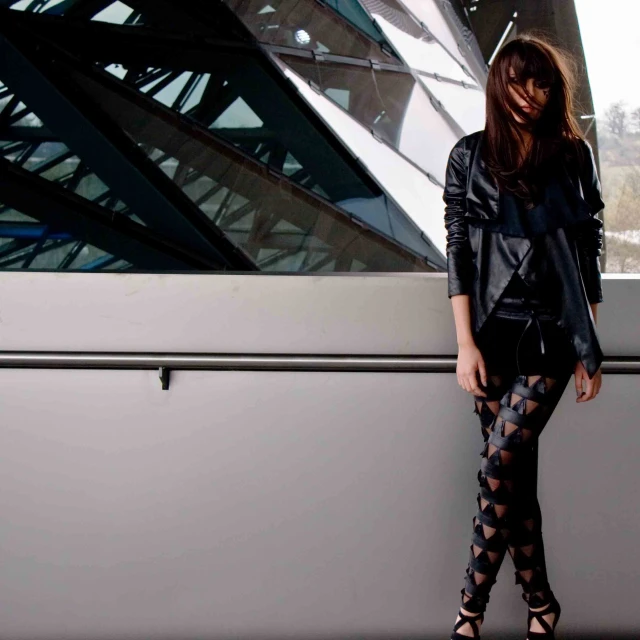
[515,308,546,375]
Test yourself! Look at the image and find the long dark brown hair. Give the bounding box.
[483,34,584,206]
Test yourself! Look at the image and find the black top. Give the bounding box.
[500,269,535,299]
[492,189,562,313]
[469,167,593,316]
[467,159,594,238]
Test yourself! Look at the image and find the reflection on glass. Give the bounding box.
[69,68,431,271]
[101,54,437,261]
[140,141,430,271]
[222,0,401,65]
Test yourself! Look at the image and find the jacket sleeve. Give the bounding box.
[443,137,474,298]
[575,139,605,304]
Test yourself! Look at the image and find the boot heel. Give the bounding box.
[525,592,561,639]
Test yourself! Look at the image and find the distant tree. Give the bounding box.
[606,236,639,272]
[611,165,640,230]
[632,107,640,135]
[604,101,628,137]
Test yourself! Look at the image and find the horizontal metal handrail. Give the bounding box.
[0,352,639,373]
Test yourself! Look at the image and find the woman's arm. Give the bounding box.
[443,138,475,300]
[576,139,605,305]
[443,138,488,394]
[451,294,475,347]
[575,140,603,399]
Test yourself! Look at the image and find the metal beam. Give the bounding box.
[0,23,257,271]
[0,157,227,270]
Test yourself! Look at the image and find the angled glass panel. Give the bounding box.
[100,52,437,261]
[276,58,449,256]
[139,142,426,272]
[400,0,469,67]
[279,53,458,185]
[69,69,431,272]
[222,0,402,65]
[419,75,486,135]
[363,2,475,84]
[278,54,414,147]
[395,79,459,186]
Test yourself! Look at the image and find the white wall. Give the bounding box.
[0,272,636,639]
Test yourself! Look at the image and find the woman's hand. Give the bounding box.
[574,360,602,402]
[457,341,488,397]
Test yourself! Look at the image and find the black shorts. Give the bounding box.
[475,301,577,378]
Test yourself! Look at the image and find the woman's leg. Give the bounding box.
[454,370,571,636]
[502,371,572,634]
[453,373,511,636]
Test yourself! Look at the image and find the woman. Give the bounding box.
[444,35,605,640]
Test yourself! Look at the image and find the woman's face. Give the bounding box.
[506,66,551,124]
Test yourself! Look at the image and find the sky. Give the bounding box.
[575,0,640,117]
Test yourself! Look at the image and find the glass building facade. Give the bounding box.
[0,0,487,272]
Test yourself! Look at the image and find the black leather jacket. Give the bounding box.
[443,130,604,379]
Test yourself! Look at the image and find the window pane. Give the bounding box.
[576,0,640,273]
[102,52,438,262]
[277,58,451,255]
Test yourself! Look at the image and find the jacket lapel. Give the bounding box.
[465,133,501,222]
